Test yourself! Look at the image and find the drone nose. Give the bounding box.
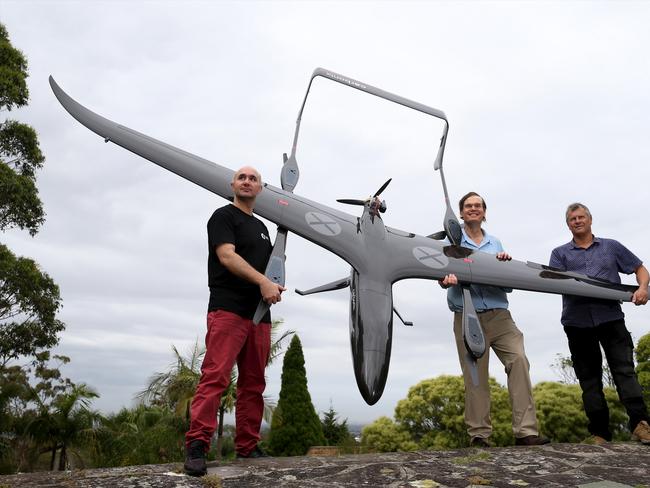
[349,282,394,405]
[355,350,390,405]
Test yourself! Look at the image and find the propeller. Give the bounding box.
[337,178,392,211]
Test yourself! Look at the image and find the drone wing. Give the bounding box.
[384,229,637,302]
[49,77,367,268]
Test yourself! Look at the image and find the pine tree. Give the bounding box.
[268,335,325,456]
[321,404,352,446]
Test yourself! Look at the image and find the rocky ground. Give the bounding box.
[1,442,649,488]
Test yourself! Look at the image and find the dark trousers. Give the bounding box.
[564,320,648,440]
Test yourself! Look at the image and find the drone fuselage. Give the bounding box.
[347,204,393,404]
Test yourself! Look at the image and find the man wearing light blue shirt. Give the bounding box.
[445,231,511,313]
[439,191,548,447]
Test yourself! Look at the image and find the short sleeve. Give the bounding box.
[208,209,236,252]
[612,240,642,275]
[494,238,504,253]
[549,247,564,270]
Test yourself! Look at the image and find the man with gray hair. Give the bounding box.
[550,203,650,445]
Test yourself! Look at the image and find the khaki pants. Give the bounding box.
[453,309,538,439]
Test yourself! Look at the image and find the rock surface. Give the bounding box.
[1,442,649,487]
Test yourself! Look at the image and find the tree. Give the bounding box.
[533,381,628,442]
[0,23,63,366]
[533,381,588,443]
[551,352,615,388]
[320,404,353,447]
[361,416,419,452]
[0,363,34,473]
[394,375,512,449]
[0,24,70,475]
[0,24,29,111]
[361,416,417,453]
[635,332,650,406]
[29,383,100,470]
[0,244,64,366]
[268,335,325,455]
[0,352,101,473]
[91,404,187,467]
[138,341,204,419]
[0,23,45,235]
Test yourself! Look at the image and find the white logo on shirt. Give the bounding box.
[261,233,269,241]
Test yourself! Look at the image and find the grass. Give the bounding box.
[450,451,491,465]
[202,474,223,487]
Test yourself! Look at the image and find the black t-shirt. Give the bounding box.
[207,204,272,321]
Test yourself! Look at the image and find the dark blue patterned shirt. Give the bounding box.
[549,237,642,328]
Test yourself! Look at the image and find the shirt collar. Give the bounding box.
[461,227,490,249]
[570,235,600,249]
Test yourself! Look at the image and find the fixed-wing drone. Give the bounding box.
[50,69,640,405]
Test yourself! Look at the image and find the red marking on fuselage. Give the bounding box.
[278,199,289,206]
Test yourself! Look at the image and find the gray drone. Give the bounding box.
[50,69,640,405]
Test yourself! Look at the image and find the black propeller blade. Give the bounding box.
[373,178,392,197]
[337,178,392,208]
[336,198,367,206]
[427,230,448,240]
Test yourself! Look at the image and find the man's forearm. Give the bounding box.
[636,265,649,288]
[220,251,266,286]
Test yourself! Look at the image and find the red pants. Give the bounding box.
[185,310,271,456]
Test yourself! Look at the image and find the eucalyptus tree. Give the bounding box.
[0,23,63,367]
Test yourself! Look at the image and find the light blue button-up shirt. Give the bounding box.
[446,228,511,312]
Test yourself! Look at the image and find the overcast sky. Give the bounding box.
[2,1,650,425]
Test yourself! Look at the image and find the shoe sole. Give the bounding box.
[632,437,650,446]
[184,468,207,477]
[184,463,207,477]
[631,435,650,445]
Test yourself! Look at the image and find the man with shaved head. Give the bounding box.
[184,166,285,476]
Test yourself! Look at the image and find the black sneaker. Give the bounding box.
[184,440,208,476]
[236,445,268,459]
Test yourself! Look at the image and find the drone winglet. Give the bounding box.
[295,276,350,296]
[461,286,486,387]
[252,228,288,324]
